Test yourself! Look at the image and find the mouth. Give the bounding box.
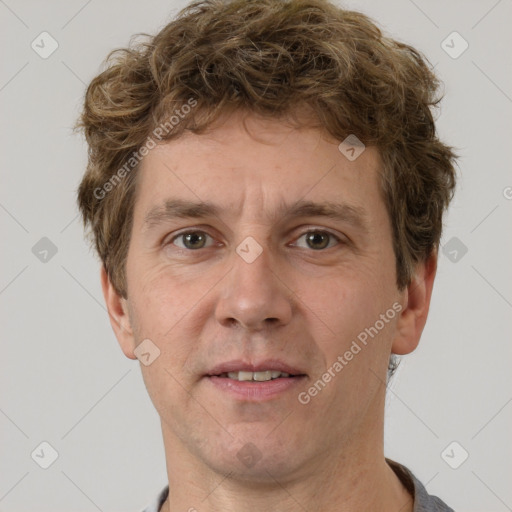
[204,360,307,401]
[214,370,300,381]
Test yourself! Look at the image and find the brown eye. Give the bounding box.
[294,230,340,250]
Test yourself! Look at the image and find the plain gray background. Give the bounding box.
[1,0,511,510]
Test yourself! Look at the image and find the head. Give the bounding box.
[76,0,457,483]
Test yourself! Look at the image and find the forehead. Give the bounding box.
[133,112,385,225]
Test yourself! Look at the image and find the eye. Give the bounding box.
[169,230,216,250]
[293,230,341,250]
[166,228,343,252]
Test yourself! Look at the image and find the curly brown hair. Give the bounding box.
[76,0,458,300]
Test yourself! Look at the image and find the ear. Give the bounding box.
[100,265,137,360]
[392,250,437,355]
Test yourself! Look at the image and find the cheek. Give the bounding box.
[126,264,215,374]
[126,256,197,335]
[303,267,387,340]
[302,270,399,395]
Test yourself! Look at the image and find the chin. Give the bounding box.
[202,435,305,483]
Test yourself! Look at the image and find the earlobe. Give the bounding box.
[100,266,137,360]
[391,251,437,356]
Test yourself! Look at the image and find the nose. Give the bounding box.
[214,239,294,331]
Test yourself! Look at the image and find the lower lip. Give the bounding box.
[205,375,306,401]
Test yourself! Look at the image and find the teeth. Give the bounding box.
[226,370,291,381]
[253,371,272,381]
[238,371,254,381]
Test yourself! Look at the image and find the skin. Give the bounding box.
[102,110,436,512]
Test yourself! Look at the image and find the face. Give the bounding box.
[104,110,433,482]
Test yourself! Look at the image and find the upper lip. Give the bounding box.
[206,359,307,376]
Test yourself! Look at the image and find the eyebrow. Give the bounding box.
[142,198,368,233]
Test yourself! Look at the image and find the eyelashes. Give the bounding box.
[166,228,344,252]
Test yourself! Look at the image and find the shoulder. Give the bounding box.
[386,458,455,512]
[140,485,169,512]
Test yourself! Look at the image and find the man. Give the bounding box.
[76,0,458,510]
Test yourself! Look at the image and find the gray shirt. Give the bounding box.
[141,459,454,511]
